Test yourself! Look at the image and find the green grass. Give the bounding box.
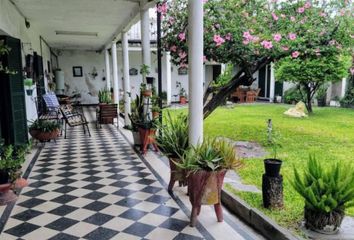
[167,104,354,232]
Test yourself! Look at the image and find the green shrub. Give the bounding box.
[0,144,26,182]
[340,87,354,108]
[98,89,112,104]
[283,86,304,104]
[292,155,354,214]
[29,120,60,133]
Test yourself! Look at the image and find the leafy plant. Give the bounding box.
[177,139,239,172]
[128,94,156,130]
[179,88,186,97]
[155,112,189,158]
[316,84,328,100]
[283,86,305,104]
[98,89,112,104]
[29,120,60,133]
[340,87,354,107]
[212,64,234,88]
[140,64,150,82]
[152,106,160,112]
[292,155,354,214]
[24,78,34,88]
[266,119,282,159]
[0,144,26,182]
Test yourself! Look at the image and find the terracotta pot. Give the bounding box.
[180,96,187,104]
[168,157,187,192]
[304,208,344,234]
[142,90,152,97]
[29,129,60,142]
[138,127,158,154]
[152,111,159,119]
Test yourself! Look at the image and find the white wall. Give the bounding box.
[0,0,51,124]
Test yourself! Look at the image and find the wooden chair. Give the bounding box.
[246,88,261,103]
[60,105,91,139]
[96,104,118,129]
[231,87,247,103]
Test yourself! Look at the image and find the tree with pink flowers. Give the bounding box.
[159,0,353,118]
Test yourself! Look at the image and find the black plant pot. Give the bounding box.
[0,170,9,184]
[26,89,33,96]
[264,159,282,177]
[146,77,155,85]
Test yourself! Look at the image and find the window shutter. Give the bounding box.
[0,36,28,146]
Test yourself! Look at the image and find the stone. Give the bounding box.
[284,101,308,118]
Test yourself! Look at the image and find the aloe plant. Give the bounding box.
[292,155,354,214]
[98,89,112,104]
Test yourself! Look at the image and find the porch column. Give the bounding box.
[269,62,275,102]
[105,49,111,90]
[112,42,120,109]
[165,51,172,105]
[188,0,203,145]
[122,31,131,126]
[141,7,151,82]
[341,77,347,98]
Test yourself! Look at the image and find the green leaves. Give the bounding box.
[292,155,354,214]
[98,89,112,104]
[28,120,60,133]
[0,144,26,174]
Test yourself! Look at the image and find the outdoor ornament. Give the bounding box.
[284,101,308,118]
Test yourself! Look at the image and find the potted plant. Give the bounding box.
[316,85,328,107]
[177,139,239,227]
[29,120,60,142]
[264,119,282,177]
[0,144,28,205]
[128,94,145,146]
[179,88,187,104]
[24,78,35,96]
[155,112,189,192]
[151,106,160,119]
[141,83,152,97]
[98,89,112,104]
[140,64,150,83]
[292,155,354,234]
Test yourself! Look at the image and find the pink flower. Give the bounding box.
[168,17,175,25]
[298,7,305,13]
[170,45,177,52]
[213,35,225,46]
[319,12,326,17]
[304,2,311,9]
[203,0,208,3]
[273,33,282,42]
[292,51,300,58]
[178,51,187,59]
[282,46,289,51]
[178,32,186,41]
[350,67,354,75]
[243,31,252,39]
[225,33,232,41]
[243,40,250,45]
[290,16,296,22]
[215,23,220,29]
[288,33,297,40]
[272,12,279,21]
[261,40,273,49]
[157,2,168,15]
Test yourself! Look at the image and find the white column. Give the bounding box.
[165,51,172,105]
[122,32,131,126]
[105,49,111,90]
[141,7,151,80]
[269,63,275,102]
[188,0,203,146]
[112,42,120,110]
[341,78,347,98]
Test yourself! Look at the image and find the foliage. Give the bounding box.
[316,84,329,100]
[155,112,189,158]
[160,0,353,118]
[98,89,112,104]
[283,86,305,104]
[151,106,160,112]
[29,120,60,133]
[0,144,26,182]
[177,138,239,172]
[266,119,282,159]
[24,78,34,88]
[292,155,354,214]
[140,64,150,83]
[275,55,352,112]
[211,64,234,88]
[160,91,167,101]
[128,94,156,130]
[340,76,354,107]
[0,40,11,74]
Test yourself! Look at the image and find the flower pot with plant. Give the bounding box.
[29,120,60,142]
[177,139,239,227]
[264,119,282,177]
[128,94,145,146]
[155,112,189,192]
[292,155,354,234]
[24,78,35,96]
[179,88,187,104]
[140,64,150,83]
[151,106,160,119]
[140,83,152,97]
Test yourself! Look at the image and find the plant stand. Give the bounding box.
[0,183,17,206]
[262,174,283,209]
[188,170,227,227]
[168,158,187,193]
[139,128,158,155]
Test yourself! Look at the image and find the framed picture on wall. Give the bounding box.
[178,67,188,75]
[73,66,83,77]
[129,68,138,76]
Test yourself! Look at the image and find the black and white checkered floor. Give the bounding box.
[0,124,205,240]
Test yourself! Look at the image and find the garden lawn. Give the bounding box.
[168,104,354,232]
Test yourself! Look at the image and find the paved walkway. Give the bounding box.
[0,108,264,240]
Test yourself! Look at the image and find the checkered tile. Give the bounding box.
[1,122,204,240]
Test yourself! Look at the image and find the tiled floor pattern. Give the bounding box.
[1,123,205,240]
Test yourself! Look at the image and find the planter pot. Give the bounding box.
[26,89,33,96]
[0,183,17,206]
[264,159,282,177]
[180,96,187,104]
[29,129,60,142]
[132,131,141,146]
[188,169,227,227]
[304,208,344,234]
[317,98,326,107]
[168,157,187,192]
[138,127,158,154]
[0,170,9,185]
[142,90,152,97]
[152,111,160,119]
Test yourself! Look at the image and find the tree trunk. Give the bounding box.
[307,90,313,114]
